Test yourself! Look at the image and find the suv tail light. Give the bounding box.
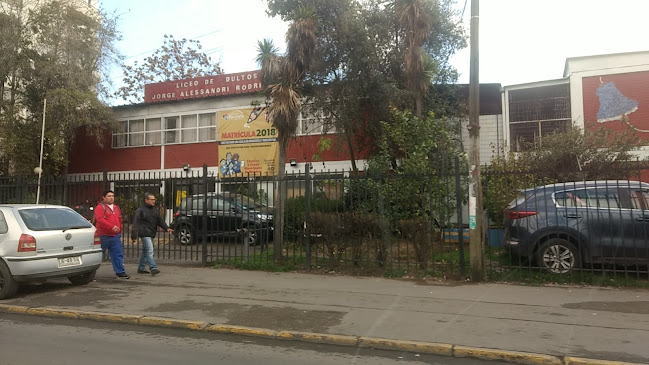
[18,234,37,252]
[505,209,538,219]
[94,231,101,245]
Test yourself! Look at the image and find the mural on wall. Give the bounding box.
[596,80,639,123]
[583,71,649,135]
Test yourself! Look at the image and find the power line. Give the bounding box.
[121,28,223,61]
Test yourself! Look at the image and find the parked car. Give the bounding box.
[504,180,649,273]
[0,204,103,299]
[171,193,273,246]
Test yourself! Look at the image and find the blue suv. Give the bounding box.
[504,180,649,273]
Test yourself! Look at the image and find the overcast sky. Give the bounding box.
[100,0,649,97]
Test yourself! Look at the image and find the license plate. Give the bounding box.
[57,256,81,268]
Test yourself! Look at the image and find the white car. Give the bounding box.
[0,204,103,299]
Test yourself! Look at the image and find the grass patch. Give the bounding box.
[211,252,297,272]
[487,250,649,288]
[383,268,407,278]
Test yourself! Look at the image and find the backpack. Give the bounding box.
[91,202,108,225]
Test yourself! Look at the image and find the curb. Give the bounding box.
[0,303,644,365]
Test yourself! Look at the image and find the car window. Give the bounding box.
[556,188,623,209]
[586,188,621,209]
[0,211,8,234]
[507,192,529,209]
[555,190,588,207]
[212,198,232,212]
[180,198,189,211]
[629,189,649,210]
[19,208,92,231]
[193,198,204,211]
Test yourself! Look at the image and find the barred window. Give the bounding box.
[508,83,571,152]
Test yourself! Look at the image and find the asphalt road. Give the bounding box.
[0,313,511,365]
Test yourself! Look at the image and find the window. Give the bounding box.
[199,113,216,141]
[145,118,161,145]
[181,115,197,142]
[113,121,128,147]
[19,208,92,231]
[113,118,162,148]
[0,211,7,234]
[298,107,336,135]
[555,188,622,209]
[630,190,649,210]
[129,119,144,146]
[212,198,233,212]
[508,84,571,152]
[165,116,179,144]
[113,112,217,148]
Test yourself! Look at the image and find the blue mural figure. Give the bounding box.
[231,153,242,173]
[596,81,638,123]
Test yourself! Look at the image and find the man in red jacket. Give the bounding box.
[95,190,129,279]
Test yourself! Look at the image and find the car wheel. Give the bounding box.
[536,238,580,274]
[68,270,96,286]
[177,226,194,245]
[0,260,19,300]
[242,225,259,246]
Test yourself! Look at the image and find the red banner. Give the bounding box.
[144,70,262,103]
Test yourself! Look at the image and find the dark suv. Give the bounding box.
[171,193,273,246]
[504,180,649,273]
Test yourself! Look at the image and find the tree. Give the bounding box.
[256,6,318,261]
[365,107,464,224]
[482,126,642,227]
[266,0,466,176]
[115,35,223,104]
[395,0,433,120]
[0,1,121,175]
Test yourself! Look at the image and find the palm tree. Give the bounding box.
[396,0,433,120]
[256,6,317,261]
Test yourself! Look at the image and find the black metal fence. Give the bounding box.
[1,161,648,285]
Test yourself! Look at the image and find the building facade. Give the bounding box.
[502,50,649,162]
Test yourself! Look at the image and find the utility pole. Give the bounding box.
[35,98,46,204]
[468,0,485,281]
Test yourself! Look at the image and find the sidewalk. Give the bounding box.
[2,262,649,365]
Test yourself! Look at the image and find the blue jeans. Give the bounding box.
[138,236,158,271]
[100,234,126,274]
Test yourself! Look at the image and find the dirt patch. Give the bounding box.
[147,300,344,333]
[563,301,649,314]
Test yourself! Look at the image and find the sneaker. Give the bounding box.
[116,273,130,279]
[150,269,160,276]
[137,270,150,274]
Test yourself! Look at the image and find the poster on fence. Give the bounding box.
[217,141,279,177]
[218,107,277,142]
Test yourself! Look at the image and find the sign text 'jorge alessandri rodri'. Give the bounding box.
[144,71,263,103]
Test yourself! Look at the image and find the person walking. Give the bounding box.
[131,193,173,276]
[95,190,129,279]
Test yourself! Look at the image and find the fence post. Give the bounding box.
[17,176,24,203]
[102,169,108,192]
[305,163,311,271]
[455,156,466,278]
[202,164,208,266]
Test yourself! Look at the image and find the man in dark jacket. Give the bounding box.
[131,193,173,276]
